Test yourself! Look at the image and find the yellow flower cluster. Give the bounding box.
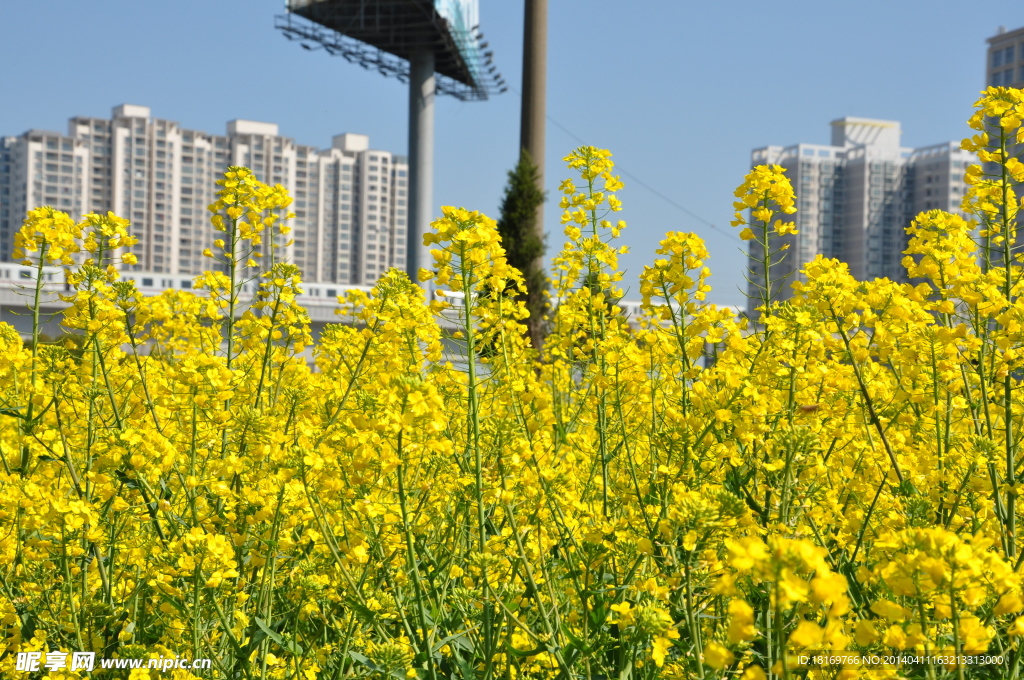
[552,146,628,300]
[13,206,82,266]
[206,166,293,267]
[731,164,798,238]
[859,528,1016,656]
[639,231,712,320]
[14,208,140,269]
[80,211,138,265]
[961,87,1024,250]
[420,205,522,294]
[733,164,800,314]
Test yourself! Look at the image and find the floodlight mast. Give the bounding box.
[276,0,505,285]
[408,50,435,280]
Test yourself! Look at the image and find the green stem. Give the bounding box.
[21,241,48,475]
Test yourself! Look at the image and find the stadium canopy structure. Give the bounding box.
[277,0,506,279]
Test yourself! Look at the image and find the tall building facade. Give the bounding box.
[748,117,973,303]
[0,105,409,286]
[987,26,1024,88]
[0,131,90,263]
[984,25,1024,267]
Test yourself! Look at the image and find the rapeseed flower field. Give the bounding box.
[2,89,1024,679]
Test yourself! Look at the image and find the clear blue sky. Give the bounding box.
[1,1,1021,307]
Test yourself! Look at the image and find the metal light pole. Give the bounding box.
[408,51,436,280]
[520,0,547,249]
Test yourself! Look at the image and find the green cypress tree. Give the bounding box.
[496,148,547,350]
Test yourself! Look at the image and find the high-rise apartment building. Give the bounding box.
[0,131,90,262]
[984,25,1024,268]
[747,118,973,303]
[987,26,1024,88]
[0,105,409,286]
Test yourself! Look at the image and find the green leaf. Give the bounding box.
[560,622,592,655]
[430,627,477,654]
[255,617,301,655]
[503,641,546,658]
[344,597,377,623]
[348,650,381,671]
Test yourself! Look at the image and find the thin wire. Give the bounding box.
[543,113,752,304]
[509,86,746,246]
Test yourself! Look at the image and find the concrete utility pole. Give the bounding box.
[408,51,436,280]
[520,0,547,248]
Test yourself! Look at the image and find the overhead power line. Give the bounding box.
[525,100,745,246]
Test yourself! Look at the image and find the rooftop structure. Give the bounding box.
[987,25,1024,88]
[278,0,503,100]
[276,0,505,283]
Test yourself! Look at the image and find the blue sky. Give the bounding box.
[1,1,1021,307]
